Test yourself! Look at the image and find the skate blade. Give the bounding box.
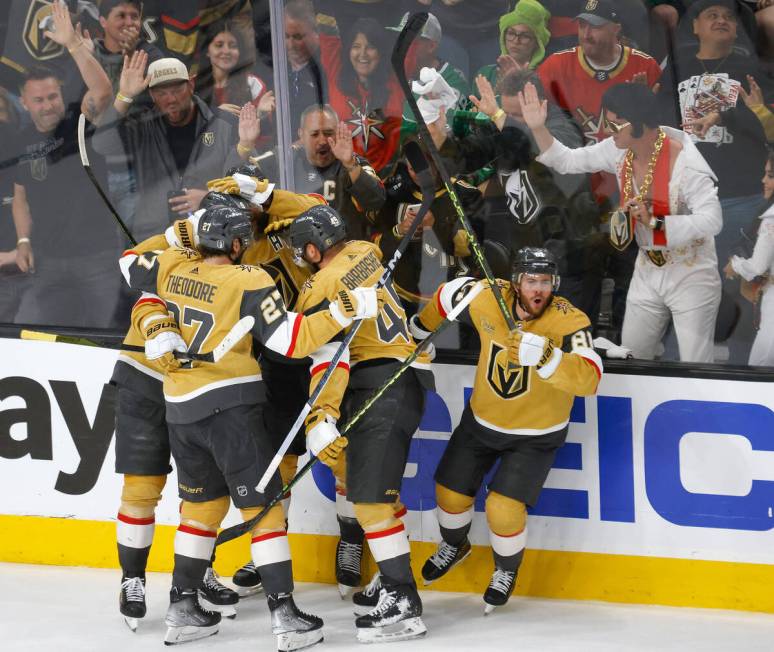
[164,624,219,645]
[123,616,139,632]
[422,549,472,586]
[483,603,497,616]
[338,583,358,599]
[276,627,324,651]
[198,595,238,619]
[235,584,263,598]
[356,617,427,644]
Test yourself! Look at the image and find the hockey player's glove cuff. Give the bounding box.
[144,329,189,373]
[507,330,561,377]
[409,314,432,341]
[264,218,294,235]
[329,287,384,327]
[307,416,348,467]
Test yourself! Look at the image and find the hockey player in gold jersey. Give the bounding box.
[410,247,603,613]
[120,205,382,649]
[287,205,433,644]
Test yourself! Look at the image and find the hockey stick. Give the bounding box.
[393,13,518,333]
[120,315,255,362]
[77,113,137,246]
[216,281,484,546]
[255,138,435,493]
[22,315,253,363]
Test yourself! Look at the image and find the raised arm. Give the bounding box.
[44,2,112,123]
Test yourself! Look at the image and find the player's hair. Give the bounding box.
[21,65,62,91]
[299,103,339,129]
[601,82,659,138]
[99,0,142,18]
[497,69,544,99]
[284,0,317,27]
[339,17,391,109]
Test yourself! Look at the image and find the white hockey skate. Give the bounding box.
[268,592,324,651]
[164,586,220,645]
[355,583,427,644]
[483,569,517,615]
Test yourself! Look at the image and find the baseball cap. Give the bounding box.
[386,12,442,43]
[575,0,620,26]
[148,58,189,88]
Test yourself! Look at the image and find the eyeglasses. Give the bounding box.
[605,119,631,134]
[505,29,535,43]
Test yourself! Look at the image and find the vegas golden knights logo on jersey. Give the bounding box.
[486,341,530,400]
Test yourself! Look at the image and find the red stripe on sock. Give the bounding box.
[495,527,525,538]
[117,513,155,526]
[394,506,408,519]
[178,524,216,538]
[310,361,350,377]
[366,523,405,540]
[251,531,287,544]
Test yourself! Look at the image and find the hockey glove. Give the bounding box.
[264,217,294,235]
[144,320,189,373]
[506,330,562,379]
[207,174,274,206]
[307,414,348,468]
[328,287,385,327]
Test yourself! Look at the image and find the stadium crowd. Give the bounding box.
[0,0,772,367]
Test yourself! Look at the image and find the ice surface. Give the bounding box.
[2,562,773,651]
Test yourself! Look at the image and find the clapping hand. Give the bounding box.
[257,90,275,116]
[43,1,78,49]
[329,121,355,166]
[469,75,499,118]
[239,103,261,146]
[119,50,151,100]
[517,82,547,130]
[740,74,764,108]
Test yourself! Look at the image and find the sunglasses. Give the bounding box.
[605,119,631,134]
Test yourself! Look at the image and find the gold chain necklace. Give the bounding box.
[622,128,666,205]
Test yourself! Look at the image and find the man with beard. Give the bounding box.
[93,51,242,240]
[253,103,385,239]
[408,247,602,613]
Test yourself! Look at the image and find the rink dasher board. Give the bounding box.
[2,338,774,613]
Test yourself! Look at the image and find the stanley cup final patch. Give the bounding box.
[609,208,634,251]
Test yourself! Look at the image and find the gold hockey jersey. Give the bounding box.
[418,277,602,435]
[295,240,430,424]
[121,246,345,424]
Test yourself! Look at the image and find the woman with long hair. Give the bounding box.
[195,20,275,122]
[319,17,403,176]
[724,150,774,366]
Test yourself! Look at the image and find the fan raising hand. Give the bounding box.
[517,82,547,131]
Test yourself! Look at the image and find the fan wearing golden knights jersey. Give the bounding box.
[410,247,602,614]
[287,205,434,644]
[120,205,381,650]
